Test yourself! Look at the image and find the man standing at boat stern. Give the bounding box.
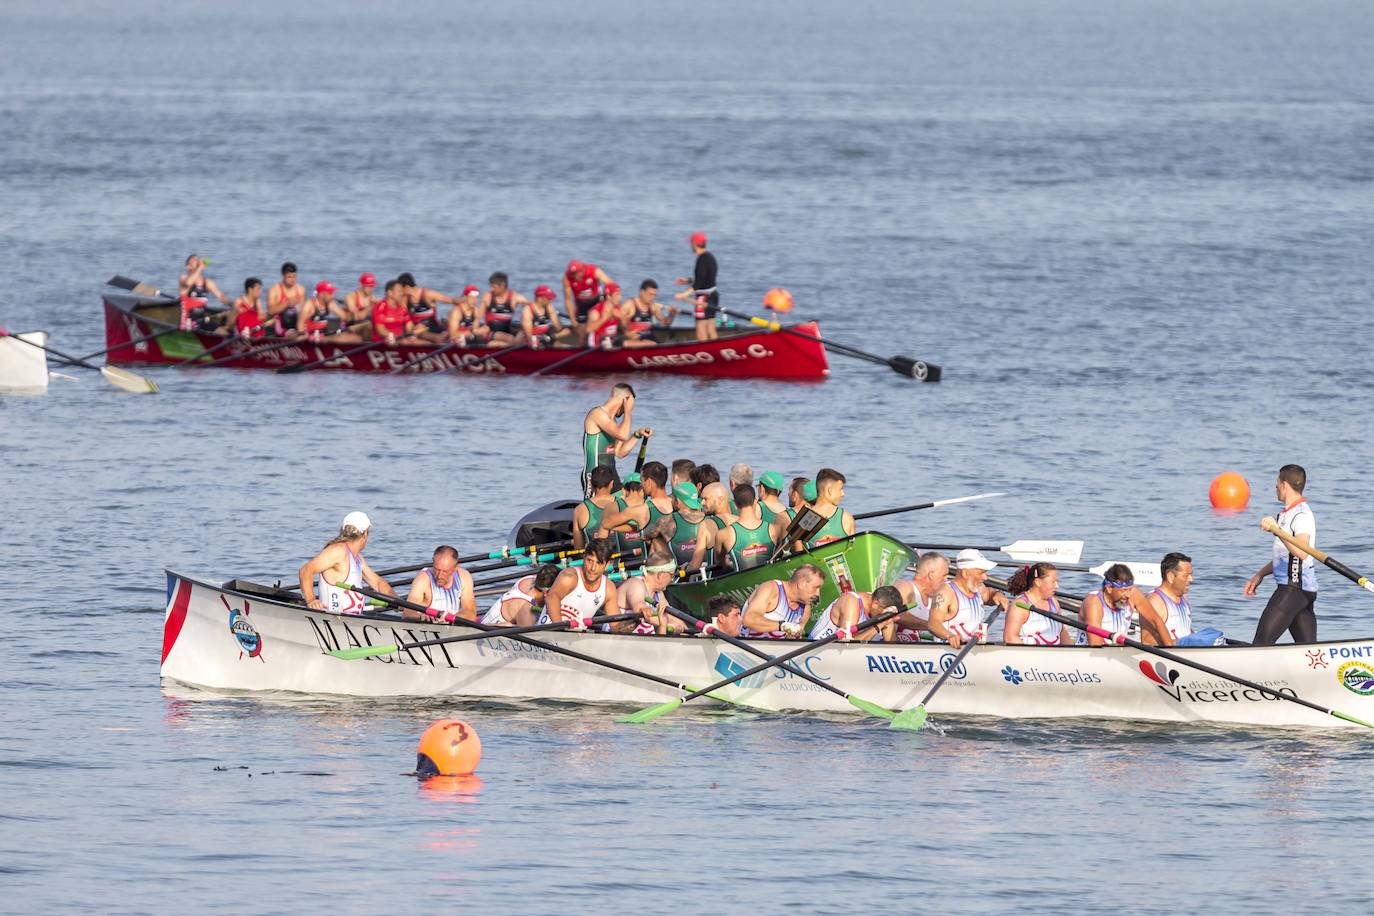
[1246,464,1319,644]
[676,231,719,341]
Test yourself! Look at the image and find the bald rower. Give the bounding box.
[404,545,477,623]
[892,552,949,642]
[740,563,826,639]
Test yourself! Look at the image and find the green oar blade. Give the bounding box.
[1332,710,1374,730]
[846,696,897,720]
[619,698,684,724]
[329,644,399,661]
[889,704,929,731]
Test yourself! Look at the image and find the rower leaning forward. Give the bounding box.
[582,382,651,496]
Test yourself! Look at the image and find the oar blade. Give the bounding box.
[619,698,684,724]
[846,695,897,720]
[889,356,941,383]
[889,704,929,731]
[100,366,159,394]
[329,644,398,660]
[1332,710,1374,730]
[1002,540,1084,564]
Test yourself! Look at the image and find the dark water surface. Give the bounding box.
[2,0,1373,911]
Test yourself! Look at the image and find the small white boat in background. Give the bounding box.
[0,330,50,391]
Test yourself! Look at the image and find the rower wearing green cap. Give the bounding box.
[582,383,652,497]
[715,484,774,570]
[661,482,713,571]
[798,468,854,550]
[757,470,788,527]
[572,466,619,549]
[601,461,672,550]
[771,476,813,544]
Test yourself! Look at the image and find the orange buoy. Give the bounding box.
[1209,471,1250,510]
[416,719,482,776]
[762,288,794,313]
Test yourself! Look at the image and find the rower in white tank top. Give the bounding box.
[808,593,868,640]
[1075,589,1133,646]
[1012,593,1064,645]
[1151,587,1193,640]
[537,569,607,625]
[482,576,540,626]
[740,580,808,638]
[894,580,932,643]
[945,582,986,641]
[423,567,464,620]
[319,546,366,615]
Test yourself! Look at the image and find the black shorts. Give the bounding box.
[575,298,600,322]
[694,295,719,321]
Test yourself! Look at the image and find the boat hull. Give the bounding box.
[102,294,829,380]
[0,330,49,391]
[161,572,1374,729]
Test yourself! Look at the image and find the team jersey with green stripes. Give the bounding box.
[583,428,615,474]
[610,495,643,555]
[805,508,849,548]
[728,518,774,570]
[669,512,703,567]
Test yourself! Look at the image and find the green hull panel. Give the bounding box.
[156,331,209,361]
[666,530,916,630]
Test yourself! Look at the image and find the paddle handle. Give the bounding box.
[1262,518,1374,593]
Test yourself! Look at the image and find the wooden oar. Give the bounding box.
[856,492,1006,521]
[172,334,242,368]
[344,584,744,705]
[1263,518,1374,596]
[665,608,903,723]
[890,607,1003,730]
[278,339,384,374]
[329,612,638,659]
[0,328,158,393]
[194,336,301,369]
[987,559,1161,587]
[1002,598,1374,730]
[908,539,1085,564]
[432,341,530,376]
[531,345,596,377]
[633,434,649,474]
[620,607,905,723]
[107,275,165,298]
[721,308,941,382]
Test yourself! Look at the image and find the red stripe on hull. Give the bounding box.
[162,577,193,666]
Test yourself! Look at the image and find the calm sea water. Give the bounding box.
[3,0,1373,911]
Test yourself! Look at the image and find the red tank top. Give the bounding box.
[567,265,601,302]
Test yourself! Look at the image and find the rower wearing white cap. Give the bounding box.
[927,548,1009,649]
[808,585,902,642]
[403,545,477,624]
[892,551,949,642]
[1003,562,1074,646]
[482,564,560,627]
[539,538,618,629]
[740,563,826,639]
[298,511,394,614]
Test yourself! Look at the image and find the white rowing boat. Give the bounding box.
[0,330,50,391]
[161,572,1374,729]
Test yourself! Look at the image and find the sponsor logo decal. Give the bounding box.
[714,651,769,689]
[1000,664,1101,687]
[1337,661,1374,696]
[1322,644,1374,661]
[712,650,828,691]
[866,653,966,679]
[1001,665,1023,685]
[824,554,855,594]
[222,595,263,661]
[1306,650,1329,669]
[1138,660,1295,704]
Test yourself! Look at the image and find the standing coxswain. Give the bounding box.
[582,383,651,496]
[1246,464,1319,645]
[739,563,826,639]
[403,545,477,623]
[298,512,395,614]
[675,231,719,341]
[481,564,560,627]
[927,549,1009,649]
[539,539,618,628]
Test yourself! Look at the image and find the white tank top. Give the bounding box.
[945,581,985,641]
[1271,499,1318,591]
[424,568,464,618]
[319,546,366,615]
[1152,587,1193,639]
[538,569,608,625]
[809,593,868,640]
[481,576,539,626]
[1075,590,1133,646]
[1014,594,1064,645]
[894,580,932,642]
[741,580,808,638]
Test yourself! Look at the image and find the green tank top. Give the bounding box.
[759,501,779,527]
[580,498,608,544]
[611,495,643,556]
[583,428,614,474]
[805,508,848,548]
[728,518,773,570]
[669,511,701,567]
[646,498,668,530]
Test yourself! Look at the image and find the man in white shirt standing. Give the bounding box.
[1245,464,1318,644]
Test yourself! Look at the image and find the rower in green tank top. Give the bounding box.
[599,462,674,550]
[802,468,855,549]
[664,482,712,571]
[609,475,645,556]
[715,484,774,570]
[581,382,652,497]
[699,481,738,571]
[572,466,620,549]
[756,469,788,527]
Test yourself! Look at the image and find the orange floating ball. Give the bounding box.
[1209,471,1250,510]
[416,719,482,776]
[762,288,794,313]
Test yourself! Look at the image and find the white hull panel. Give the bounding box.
[0,331,49,390]
[160,573,1374,730]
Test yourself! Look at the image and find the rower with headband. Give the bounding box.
[615,556,681,634]
[1077,565,1171,647]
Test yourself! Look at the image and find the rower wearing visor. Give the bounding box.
[1078,565,1172,646]
[298,511,394,614]
[927,549,1009,650]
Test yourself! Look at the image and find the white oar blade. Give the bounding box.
[1001,540,1084,564]
[101,366,159,394]
[1088,561,1161,588]
[931,492,1006,509]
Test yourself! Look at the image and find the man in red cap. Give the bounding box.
[675,232,719,341]
[299,281,362,343]
[372,279,423,345]
[588,282,624,349]
[446,284,485,346]
[521,284,568,349]
[563,260,616,345]
[344,273,377,337]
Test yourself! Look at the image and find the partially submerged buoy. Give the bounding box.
[416,719,482,776]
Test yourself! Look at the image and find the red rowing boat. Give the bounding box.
[102,293,828,380]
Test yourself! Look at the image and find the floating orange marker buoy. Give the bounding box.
[762,288,794,313]
[416,719,482,776]
[1209,471,1250,510]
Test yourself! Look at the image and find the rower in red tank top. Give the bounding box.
[371,279,416,343]
[588,283,624,349]
[563,259,616,345]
